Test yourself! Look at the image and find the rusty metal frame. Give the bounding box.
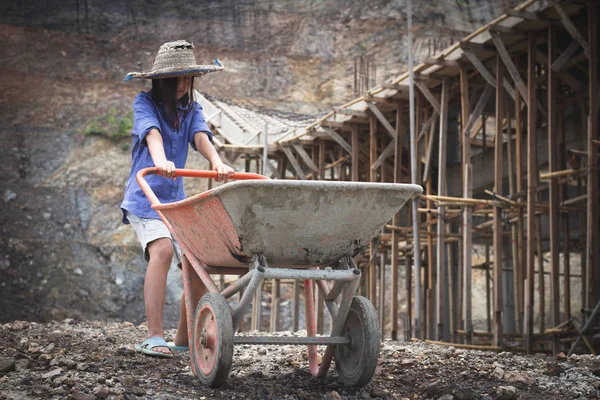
[182,250,362,377]
[137,167,366,379]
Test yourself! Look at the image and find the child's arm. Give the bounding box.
[146,128,176,179]
[194,132,234,181]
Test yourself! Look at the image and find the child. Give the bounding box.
[121,40,234,357]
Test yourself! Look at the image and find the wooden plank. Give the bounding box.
[436,77,449,341]
[535,50,584,92]
[422,120,437,184]
[548,27,561,354]
[366,102,397,139]
[587,1,599,308]
[418,111,438,142]
[493,55,504,348]
[321,127,353,154]
[264,158,280,179]
[415,81,441,115]
[292,144,319,173]
[463,84,494,137]
[333,107,369,118]
[424,57,461,68]
[372,140,395,171]
[351,125,359,181]
[525,33,538,354]
[491,32,529,106]
[460,65,473,345]
[461,46,497,88]
[547,0,591,59]
[319,141,326,180]
[280,146,306,179]
[505,8,542,21]
[551,39,580,71]
[489,24,528,35]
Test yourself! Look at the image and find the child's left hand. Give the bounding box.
[213,162,234,182]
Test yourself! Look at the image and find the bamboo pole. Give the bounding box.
[586,1,599,310]
[461,65,473,345]
[407,0,422,339]
[493,55,505,348]
[548,26,561,354]
[369,116,378,308]
[436,77,449,341]
[392,103,404,340]
[525,32,538,354]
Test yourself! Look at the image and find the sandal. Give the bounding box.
[134,336,174,358]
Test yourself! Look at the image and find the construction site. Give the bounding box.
[1,0,600,398]
[197,0,600,357]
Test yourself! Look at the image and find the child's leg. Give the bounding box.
[144,237,174,354]
[174,256,207,347]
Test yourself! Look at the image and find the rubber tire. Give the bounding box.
[334,296,380,387]
[191,293,234,387]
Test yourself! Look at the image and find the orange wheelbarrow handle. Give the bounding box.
[135,167,269,206]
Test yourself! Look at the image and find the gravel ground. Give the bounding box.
[1,319,600,400]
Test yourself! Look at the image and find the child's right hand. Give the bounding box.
[156,161,176,179]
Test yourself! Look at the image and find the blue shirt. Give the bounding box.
[120,90,213,224]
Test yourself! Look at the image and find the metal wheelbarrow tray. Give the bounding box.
[137,168,422,387]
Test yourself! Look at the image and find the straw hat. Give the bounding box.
[124,40,223,81]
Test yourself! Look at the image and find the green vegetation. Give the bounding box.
[82,108,133,141]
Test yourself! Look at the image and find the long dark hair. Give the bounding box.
[151,77,195,127]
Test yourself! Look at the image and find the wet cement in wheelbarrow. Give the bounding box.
[2,320,599,399]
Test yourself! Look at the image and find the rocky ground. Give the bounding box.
[1,319,600,400]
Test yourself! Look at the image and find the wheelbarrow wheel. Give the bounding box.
[334,296,380,387]
[191,293,234,387]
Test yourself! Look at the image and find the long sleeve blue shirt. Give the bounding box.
[120,90,213,224]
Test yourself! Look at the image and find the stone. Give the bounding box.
[42,368,62,379]
[76,362,89,371]
[439,395,454,400]
[492,366,505,380]
[496,386,517,400]
[0,357,16,373]
[544,361,564,377]
[42,343,55,353]
[15,358,32,371]
[325,390,342,400]
[93,385,109,399]
[426,381,440,397]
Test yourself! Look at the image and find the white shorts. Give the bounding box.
[126,211,182,266]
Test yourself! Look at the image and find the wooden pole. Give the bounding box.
[559,106,571,322]
[548,26,561,354]
[407,0,422,339]
[370,116,378,307]
[493,55,505,348]
[486,239,492,333]
[525,32,538,354]
[515,55,525,335]
[586,0,599,310]
[392,103,404,340]
[436,77,449,341]
[507,98,520,335]
[460,65,473,344]
[537,216,545,335]
[351,125,359,182]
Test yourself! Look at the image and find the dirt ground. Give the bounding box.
[1,319,599,400]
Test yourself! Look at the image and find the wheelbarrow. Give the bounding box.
[136,167,422,387]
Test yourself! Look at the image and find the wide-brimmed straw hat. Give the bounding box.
[124,40,223,81]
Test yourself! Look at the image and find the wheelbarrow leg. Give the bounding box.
[304,278,319,377]
[318,274,361,377]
